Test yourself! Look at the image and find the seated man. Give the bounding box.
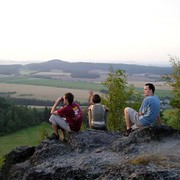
[48,92,83,141]
[124,83,161,136]
[88,94,109,130]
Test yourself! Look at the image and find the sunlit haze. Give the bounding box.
[0,0,180,67]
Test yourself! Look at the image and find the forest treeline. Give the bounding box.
[0,96,89,136]
[5,97,87,107]
[0,97,51,136]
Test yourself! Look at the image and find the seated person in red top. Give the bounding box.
[48,92,83,141]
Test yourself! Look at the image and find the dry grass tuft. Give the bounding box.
[129,154,167,166]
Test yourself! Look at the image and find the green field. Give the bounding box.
[0,123,53,157]
[0,76,104,91]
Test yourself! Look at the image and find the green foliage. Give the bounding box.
[127,92,143,112]
[81,107,89,130]
[162,109,180,130]
[101,67,136,131]
[80,122,88,130]
[39,122,49,141]
[0,97,10,109]
[163,56,180,129]
[0,98,51,136]
[0,156,5,169]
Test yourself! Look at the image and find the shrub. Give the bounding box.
[163,56,180,130]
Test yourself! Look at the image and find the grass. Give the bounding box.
[129,154,166,166]
[0,76,104,91]
[0,122,53,157]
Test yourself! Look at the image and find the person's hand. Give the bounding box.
[138,112,143,116]
[56,96,63,103]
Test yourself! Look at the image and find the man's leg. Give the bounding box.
[124,107,139,136]
[47,115,60,140]
[49,114,72,141]
[60,129,65,141]
[52,124,59,137]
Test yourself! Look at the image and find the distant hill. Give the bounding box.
[23,59,172,75]
[0,59,172,81]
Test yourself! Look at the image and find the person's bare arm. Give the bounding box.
[51,96,63,114]
[105,106,110,111]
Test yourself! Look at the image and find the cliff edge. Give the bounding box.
[1,125,180,179]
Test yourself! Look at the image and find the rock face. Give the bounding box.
[1,125,180,180]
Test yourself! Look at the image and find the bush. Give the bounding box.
[0,156,5,169]
[101,67,136,131]
[163,56,180,130]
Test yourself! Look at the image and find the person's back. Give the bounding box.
[88,94,109,130]
[139,95,160,125]
[91,104,106,126]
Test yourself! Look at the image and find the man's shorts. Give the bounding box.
[126,107,148,126]
[49,114,72,132]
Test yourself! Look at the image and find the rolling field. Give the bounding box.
[0,83,94,103]
[0,76,104,90]
[128,81,172,90]
[0,76,105,103]
[0,79,172,104]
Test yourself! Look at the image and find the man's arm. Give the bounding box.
[51,97,63,114]
[156,114,161,124]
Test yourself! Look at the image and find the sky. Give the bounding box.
[0,0,180,67]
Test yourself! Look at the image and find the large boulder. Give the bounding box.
[1,125,180,179]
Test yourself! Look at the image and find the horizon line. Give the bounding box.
[0,59,171,67]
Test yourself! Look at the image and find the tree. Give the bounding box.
[163,56,180,129]
[101,67,135,131]
[0,97,51,135]
[43,107,51,122]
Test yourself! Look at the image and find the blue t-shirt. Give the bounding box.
[139,95,161,126]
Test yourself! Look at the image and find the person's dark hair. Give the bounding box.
[65,92,74,104]
[93,94,101,103]
[145,83,155,94]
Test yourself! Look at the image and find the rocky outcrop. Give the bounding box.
[1,125,180,179]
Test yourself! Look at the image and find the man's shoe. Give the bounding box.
[47,133,59,140]
[123,128,134,136]
[61,139,67,143]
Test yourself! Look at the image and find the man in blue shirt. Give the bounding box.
[124,83,161,136]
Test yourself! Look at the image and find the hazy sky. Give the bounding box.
[0,0,180,66]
